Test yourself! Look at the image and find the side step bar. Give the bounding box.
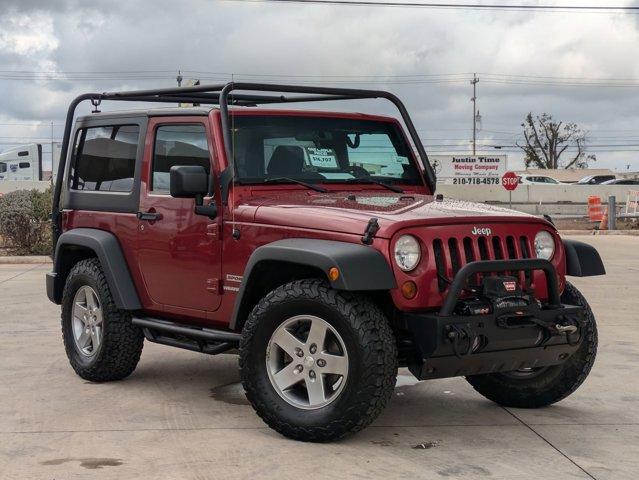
[132,316,241,355]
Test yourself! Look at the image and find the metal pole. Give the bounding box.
[50,121,54,185]
[509,190,512,210]
[471,73,478,156]
[608,196,616,230]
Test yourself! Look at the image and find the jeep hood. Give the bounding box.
[243,191,547,238]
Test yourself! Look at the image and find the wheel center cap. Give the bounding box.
[304,356,315,367]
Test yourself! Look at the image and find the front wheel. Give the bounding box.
[466,282,598,408]
[239,279,397,442]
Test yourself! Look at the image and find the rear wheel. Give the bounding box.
[61,258,144,382]
[466,282,597,408]
[239,279,397,442]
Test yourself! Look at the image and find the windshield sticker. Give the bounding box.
[306,147,339,169]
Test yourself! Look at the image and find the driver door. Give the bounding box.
[136,118,221,317]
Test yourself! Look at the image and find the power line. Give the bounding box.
[4,69,639,88]
[224,0,639,13]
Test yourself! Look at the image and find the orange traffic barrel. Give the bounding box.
[588,196,603,222]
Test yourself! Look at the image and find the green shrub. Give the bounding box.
[0,187,53,255]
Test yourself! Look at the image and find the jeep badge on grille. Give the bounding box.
[471,226,492,236]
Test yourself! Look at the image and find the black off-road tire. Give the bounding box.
[61,258,144,382]
[239,279,398,442]
[466,281,597,408]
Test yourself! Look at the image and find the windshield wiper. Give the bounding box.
[345,178,404,193]
[262,177,327,193]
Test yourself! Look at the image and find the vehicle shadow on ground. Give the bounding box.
[119,349,570,430]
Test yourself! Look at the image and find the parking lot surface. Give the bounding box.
[1,235,638,479]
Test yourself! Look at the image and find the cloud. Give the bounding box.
[0,0,638,171]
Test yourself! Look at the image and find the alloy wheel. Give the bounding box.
[266,315,349,410]
[71,285,104,357]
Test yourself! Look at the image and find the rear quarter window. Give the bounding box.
[62,116,146,214]
[70,125,140,192]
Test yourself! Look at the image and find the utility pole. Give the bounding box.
[471,73,479,155]
[50,121,54,184]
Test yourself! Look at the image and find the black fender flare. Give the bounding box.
[229,239,396,330]
[47,228,141,309]
[562,239,606,277]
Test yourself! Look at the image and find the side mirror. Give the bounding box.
[169,165,217,219]
[170,165,208,199]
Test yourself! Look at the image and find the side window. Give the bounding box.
[152,124,210,192]
[71,125,139,192]
[0,162,6,173]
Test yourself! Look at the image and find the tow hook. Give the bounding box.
[554,324,578,334]
[445,324,476,358]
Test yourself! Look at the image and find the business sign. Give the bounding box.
[431,155,507,186]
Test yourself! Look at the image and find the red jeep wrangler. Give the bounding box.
[47,83,604,442]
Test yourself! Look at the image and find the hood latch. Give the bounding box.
[361,217,380,245]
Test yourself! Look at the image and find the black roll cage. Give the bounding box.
[52,82,437,241]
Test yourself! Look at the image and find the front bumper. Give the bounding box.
[403,258,584,380]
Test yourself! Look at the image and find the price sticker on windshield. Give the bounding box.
[306,147,339,169]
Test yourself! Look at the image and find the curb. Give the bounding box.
[0,256,52,264]
[559,230,639,236]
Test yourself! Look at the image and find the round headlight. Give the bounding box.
[534,231,555,260]
[394,235,421,271]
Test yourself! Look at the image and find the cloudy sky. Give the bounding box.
[1,0,639,172]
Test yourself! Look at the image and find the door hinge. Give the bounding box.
[206,278,221,294]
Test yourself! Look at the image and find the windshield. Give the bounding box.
[231,115,422,185]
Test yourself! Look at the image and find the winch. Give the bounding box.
[441,275,583,358]
[454,275,531,317]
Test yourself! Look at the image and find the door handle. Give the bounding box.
[137,211,163,221]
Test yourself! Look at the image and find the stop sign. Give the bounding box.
[502,171,519,191]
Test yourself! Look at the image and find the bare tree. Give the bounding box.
[517,113,596,169]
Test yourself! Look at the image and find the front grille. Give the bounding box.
[433,234,533,292]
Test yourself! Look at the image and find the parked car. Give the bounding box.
[518,174,561,185]
[46,83,605,442]
[601,178,639,185]
[576,174,616,185]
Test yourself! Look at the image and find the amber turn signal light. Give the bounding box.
[401,280,417,299]
[328,267,340,282]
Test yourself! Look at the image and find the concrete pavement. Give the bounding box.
[1,236,638,479]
